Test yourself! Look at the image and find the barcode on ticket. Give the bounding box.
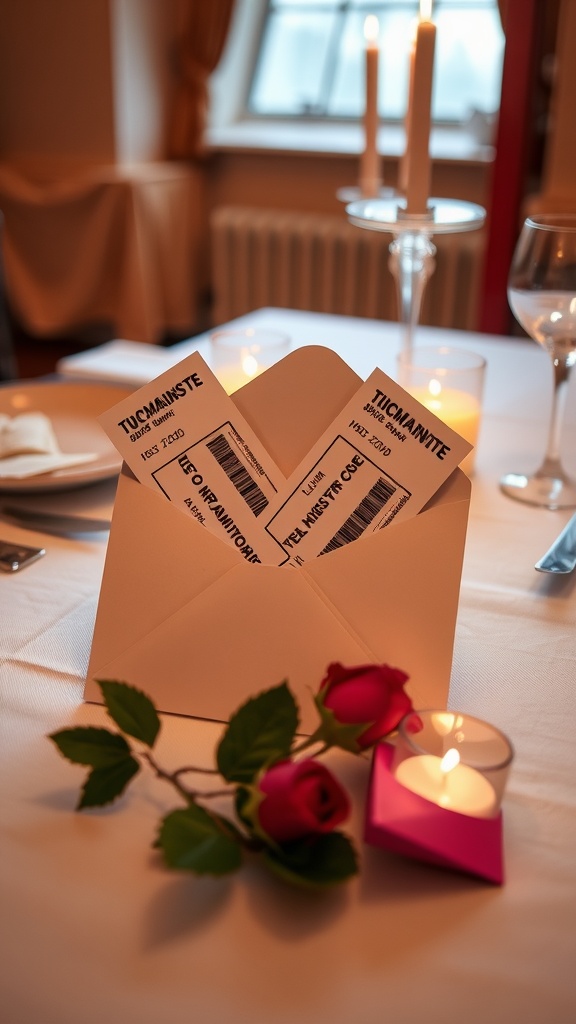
[205,432,269,516]
[319,476,396,554]
[264,435,412,567]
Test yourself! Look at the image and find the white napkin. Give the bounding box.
[56,339,181,385]
[0,413,97,479]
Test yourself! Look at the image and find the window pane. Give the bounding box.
[329,9,414,119]
[249,10,338,115]
[269,0,339,6]
[326,10,364,118]
[434,8,505,119]
[249,1,505,123]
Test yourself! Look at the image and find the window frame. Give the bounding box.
[243,0,504,127]
[207,0,500,162]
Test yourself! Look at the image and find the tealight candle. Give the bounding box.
[395,748,498,818]
[216,358,261,396]
[392,710,514,819]
[397,345,486,475]
[210,328,291,395]
[409,383,481,476]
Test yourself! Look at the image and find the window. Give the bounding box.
[248,0,505,124]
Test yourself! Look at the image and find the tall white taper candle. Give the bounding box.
[403,0,436,214]
[359,15,382,197]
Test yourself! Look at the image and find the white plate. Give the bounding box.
[0,381,132,493]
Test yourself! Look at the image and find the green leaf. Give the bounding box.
[78,756,140,809]
[234,784,270,846]
[157,805,242,875]
[97,679,161,747]
[49,726,132,768]
[313,695,371,753]
[263,832,359,889]
[216,682,299,784]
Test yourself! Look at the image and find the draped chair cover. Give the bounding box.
[0,162,204,345]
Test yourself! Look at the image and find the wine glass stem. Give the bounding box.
[539,355,572,476]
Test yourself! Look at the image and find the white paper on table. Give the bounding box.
[97,351,288,565]
[0,412,60,457]
[263,367,472,567]
[56,339,182,386]
[0,413,98,478]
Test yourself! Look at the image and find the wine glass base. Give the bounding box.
[500,472,576,510]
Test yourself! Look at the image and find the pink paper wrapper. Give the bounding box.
[364,742,504,884]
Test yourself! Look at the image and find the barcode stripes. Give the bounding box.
[319,476,396,554]
[206,433,268,516]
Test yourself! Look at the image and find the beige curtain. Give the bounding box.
[168,0,236,159]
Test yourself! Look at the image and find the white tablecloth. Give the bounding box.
[1,309,575,1024]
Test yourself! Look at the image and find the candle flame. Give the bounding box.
[428,377,442,398]
[420,0,433,21]
[440,748,460,774]
[241,353,259,378]
[364,14,379,43]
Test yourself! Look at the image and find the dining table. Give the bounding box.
[1,306,575,1024]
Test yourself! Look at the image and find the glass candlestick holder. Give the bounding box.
[346,197,485,357]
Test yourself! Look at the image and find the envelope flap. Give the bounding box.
[231,345,362,476]
[422,464,471,509]
[87,562,378,730]
[301,484,470,708]
[87,466,239,674]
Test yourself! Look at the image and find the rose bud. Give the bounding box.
[257,759,350,844]
[318,662,412,749]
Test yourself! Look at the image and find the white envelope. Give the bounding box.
[85,346,471,732]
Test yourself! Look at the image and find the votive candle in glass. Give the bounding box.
[210,328,291,395]
[397,345,486,475]
[392,709,514,818]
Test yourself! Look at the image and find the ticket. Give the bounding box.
[98,352,287,565]
[263,367,472,568]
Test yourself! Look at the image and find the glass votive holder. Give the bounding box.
[210,328,291,395]
[392,710,514,819]
[396,346,486,475]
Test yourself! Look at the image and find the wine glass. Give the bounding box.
[501,213,576,508]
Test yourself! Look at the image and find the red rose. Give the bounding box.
[257,759,350,844]
[319,662,412,749]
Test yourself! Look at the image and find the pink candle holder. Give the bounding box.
[365,710,514,884]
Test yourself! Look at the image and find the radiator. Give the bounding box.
[210,205,485,330]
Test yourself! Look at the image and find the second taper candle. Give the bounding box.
[403,0,436,214]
